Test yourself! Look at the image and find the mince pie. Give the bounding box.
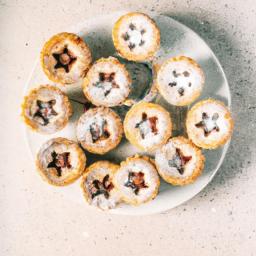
[156,56,205,106]
[186,99,234,149]
[41,32,92,84]
[113,155,160,205]
[112,12,160,61]
[124,101,172,151]
[155,136,205,185]
[76,107,123,154]
[36,137,86,186]
[83,57,131,107]
[81,161,121,210]
[21,85,72,134]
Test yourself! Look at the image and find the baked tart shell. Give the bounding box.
[76,107,123,155]
[124,101,172,151]
[114,155,160,206]
[82,57,131,107]
[81,160,120,210]
[156,56,205,106]
[41,32,92,84]
[186,98,234,149]
[21,85,72,134]
[36,137,86,186]
[112,12,160,61]
[155,136,205,186]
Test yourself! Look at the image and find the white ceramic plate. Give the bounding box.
[24,12,231,215]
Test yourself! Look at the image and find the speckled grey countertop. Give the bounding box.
[1,0,256,255]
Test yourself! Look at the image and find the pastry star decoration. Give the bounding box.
[90,174,114,199]
[135,112,158,139]
[168,70,191,96]
[94,72,120,96]
[168,148,192,175]
[122,23,146,51]
[195,112,220,137]
[89,119,110,143]
[52,47,77,73]
[47,151,72,177]
[34,99,57,126]
[124,171,148,195]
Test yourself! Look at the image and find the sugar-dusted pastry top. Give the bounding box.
[21,85,72,134]
[76,107,123,154]
[112,12,160,61]
[83,57,131,107]
[124,102,172,151]
[41,32,92,84]
[186,99,234,149]
[155,136,205,185]
[81,161,121,210]
[114,155,160,205]
[157,56,205,106]
[36,137,86,186]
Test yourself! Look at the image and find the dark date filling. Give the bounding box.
[135,112,158,139]
[122,23,146,51]
[33,99,58,126]
[89,119,110,143]
[52,47,77,73]
[47,151,72,177]
[168,70,191,96]
[195,112,220,137]
[124,171,148,195]
[89,174,114,199]
[94,72,120,96]
[168,148,192,175]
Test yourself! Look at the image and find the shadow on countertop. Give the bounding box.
[162,12,256,190]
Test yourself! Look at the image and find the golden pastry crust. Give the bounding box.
[76,107,123,155]
[83,57,131,107]
[113,155,160,206]
[124,101,172,151]
[41,32,92,84]
[186,98,234,149]
[36,137,86,186]
[156,56,205,106]
[81,161,121,210]
[21,85,72,134]
[155,136,205,186]
[112,12,160,61]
